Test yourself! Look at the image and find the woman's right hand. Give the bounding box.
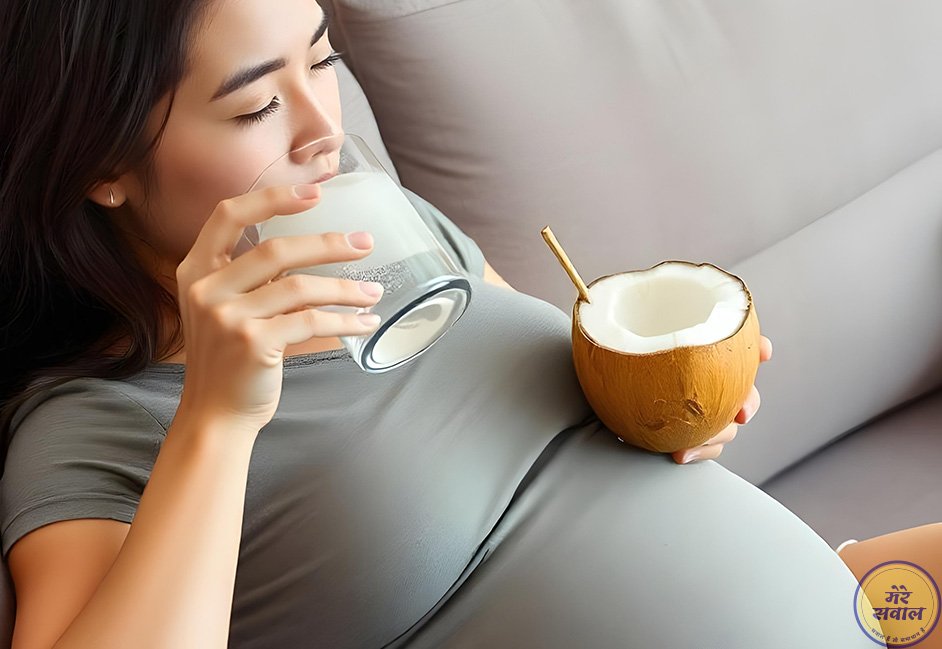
[173,183,384,436]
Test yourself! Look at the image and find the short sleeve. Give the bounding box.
[402,187,486,278]
[0,379,165,559]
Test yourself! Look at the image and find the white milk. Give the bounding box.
[255,170,469,371]
[257,171,438,268]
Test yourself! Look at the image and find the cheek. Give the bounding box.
[324,74,342,125]
[132,74,343,263]
[143,122,280,261]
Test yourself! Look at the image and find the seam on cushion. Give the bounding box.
[757,385,942,489]
[335,0,470,24]
[734,145,942,268]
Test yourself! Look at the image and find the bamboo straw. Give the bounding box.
[541,226,591,303]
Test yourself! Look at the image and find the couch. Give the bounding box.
[1,0,940,646]
[321,0,942,549]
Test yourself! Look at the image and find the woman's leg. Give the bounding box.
[838,524,942,649]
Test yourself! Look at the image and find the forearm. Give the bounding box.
[53,415,257,649]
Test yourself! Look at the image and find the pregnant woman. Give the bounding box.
[0,2,876,649]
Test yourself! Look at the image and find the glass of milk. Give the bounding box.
[235,132,472,373]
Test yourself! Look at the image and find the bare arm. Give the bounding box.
[44,416,257,649]
[483,259,517,292]
[10,184,385,649]
[8,414,256,649]
[9,521,131,649]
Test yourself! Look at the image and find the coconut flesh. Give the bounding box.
[571,261,761,453]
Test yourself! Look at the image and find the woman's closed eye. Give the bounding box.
[234,51,345,126]
[236,96,281,125]
[311,51,344,76]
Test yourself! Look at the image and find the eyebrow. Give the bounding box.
[210,12,331,101]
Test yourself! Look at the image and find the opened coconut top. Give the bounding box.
[578,262,750,354]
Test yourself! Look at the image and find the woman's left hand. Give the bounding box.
[671,335,774,465]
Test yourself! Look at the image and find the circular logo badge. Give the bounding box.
[854,560,940,647]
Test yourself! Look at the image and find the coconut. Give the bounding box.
[570,260,761,453]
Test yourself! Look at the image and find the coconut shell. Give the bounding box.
[571,261,761,454]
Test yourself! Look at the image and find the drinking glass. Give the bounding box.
[235,132,472,373]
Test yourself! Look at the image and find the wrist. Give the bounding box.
[171,398,262,445]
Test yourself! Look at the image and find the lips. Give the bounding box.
[311,170,337,185]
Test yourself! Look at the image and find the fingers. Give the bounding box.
[672,440,727,464]
[670,335,769,467]
[709,421,739,445]
[185,184,322,277]
[263,305,382,348]
[759,335,773,362]
[733,336,769,426]
[685,444,724,463]
[206,231,374,295]
[735,384,761,425]
[671,422,737,464]
[230,273,383,320]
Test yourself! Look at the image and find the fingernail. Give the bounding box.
[346,231,373,250]
[292,184,320,199]
[681,451,701,464]
[359,281,384,298]
[743,405,754,424]
[358,313,381,326]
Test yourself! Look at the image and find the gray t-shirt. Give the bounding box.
[0,191,596,648]
[0,192,879,649]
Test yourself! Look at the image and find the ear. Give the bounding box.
[87,181,127,208]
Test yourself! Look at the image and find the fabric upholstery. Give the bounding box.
[323,0,942,484]
[762,386,942,548]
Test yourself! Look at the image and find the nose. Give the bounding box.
[288,88,343,165]
[288,131,344,167]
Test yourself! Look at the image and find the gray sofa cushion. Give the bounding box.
[326,0,942,308]
[720,148,942,483]
[326,0,942,484]
[762,386,942,548]
[335,61,400,183]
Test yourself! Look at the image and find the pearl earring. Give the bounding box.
[109,187,115,206]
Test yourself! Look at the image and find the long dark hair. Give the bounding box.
[0,0,212,473]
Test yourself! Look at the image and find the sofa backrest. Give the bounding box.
[327,0,942,307]
[324,0,942,484]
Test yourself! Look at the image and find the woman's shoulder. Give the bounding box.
[0,375,169,559]
[9,374,174,444]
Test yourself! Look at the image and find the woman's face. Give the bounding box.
[114,0,342,276]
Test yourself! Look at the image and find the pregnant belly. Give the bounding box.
[230,279,600,648]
